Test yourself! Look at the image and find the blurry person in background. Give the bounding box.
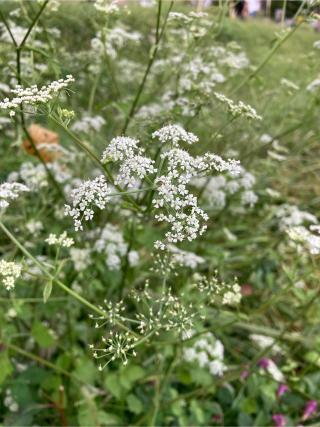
[234,0,249,18]
[247,0,261,16]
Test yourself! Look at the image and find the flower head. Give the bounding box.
[302,400,318,421]
[0,260,22,290]
[65,175,111,231]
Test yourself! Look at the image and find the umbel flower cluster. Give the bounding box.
[0,75,74,116]
[101,136,157,188]
[0,182,29,211]
[67,124,240,250]
[65,175,111,231]
[0,260,22,291]
[214,92,262,121]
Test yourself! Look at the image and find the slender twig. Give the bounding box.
[49,113,143,212]
[121,0,173,134]
[232,21,303,94]
[4,342,81,382]
[0,1,64,198]
[0,9,18,47]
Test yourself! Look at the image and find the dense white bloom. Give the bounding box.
[222,285,242,305]
[102,137,142,162]
[183,333,226,376]
[94,0,119,14]
[0,75,74,116]
[241,190,258,207]
[70,248,91,272]
[152,126,240,248]
[275,204,317,231]
[65,175,111,231]
[209,359,226,376]
[194,166,257,210]
[0,260,22,290]
[94,224,139,270]
[152,124,199,147]
[45,232,74,248]
[287,225,320,255]
[167,244,205,269]
[0,182,29,210]
[214,92,262,120]
[102,136,156,188]
[116,155,156,188]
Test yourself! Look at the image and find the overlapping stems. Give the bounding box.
[0,1,64,198]
[0,220,155,351]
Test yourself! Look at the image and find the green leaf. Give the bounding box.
[43,280,53,303]
[31,321,55,348]
[104,372,123,399]
[73,358,98,384]
[190,400,205,424]
[0,351,13,384]
[126,394,143,415]
[120,364,145,390]
[239,397,257,414]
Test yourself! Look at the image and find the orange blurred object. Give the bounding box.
[22,124,61,163]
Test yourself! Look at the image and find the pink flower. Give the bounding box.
[258,357,270,369]
[277,384,289,398]
[302,400,318,421]
[272,414,286,427]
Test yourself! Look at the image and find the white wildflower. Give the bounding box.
[70,248,91,272]
[0,182,29,211]
[0,75,74,116]
[167,244,205,269]
[152,124,199,147]
[214,92,262,121]
[65,175,111,231]
[0,260,22,290]
[91,331,138,370]
[94,0,119,14]
[45,232,74,248]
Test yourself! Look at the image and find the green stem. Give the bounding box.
[232,22,302,94]
[0,220,105,317]
[4,342,82,383]
[49,114,143,211]
[18,0,49,50]
[121,0,173,134]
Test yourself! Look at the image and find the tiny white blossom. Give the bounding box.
[65,175,111,230]
[0,75,74,116]
[0,260,22,290]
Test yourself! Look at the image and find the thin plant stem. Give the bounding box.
[0,1,64,199]
[121,0,174,134]
[232,21,302,94]
[49,113,143,211]
[4,342,82,383]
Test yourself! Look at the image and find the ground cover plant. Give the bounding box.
[0,0,320,425]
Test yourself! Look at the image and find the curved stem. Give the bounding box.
[121,0,173,134]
